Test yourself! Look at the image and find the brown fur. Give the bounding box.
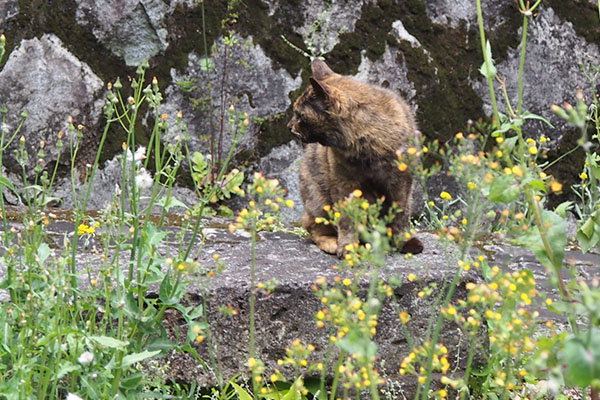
[288,59,423,258]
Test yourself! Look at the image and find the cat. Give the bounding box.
[287,59,423,258]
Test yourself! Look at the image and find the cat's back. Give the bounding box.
[324,73,417,146]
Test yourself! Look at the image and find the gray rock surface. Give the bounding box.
[75,0,194,66]
[293,0,369,56]
[162,33,302,159]
[0,34,104,174]
[258,140,303,222]
[0,0,18,24]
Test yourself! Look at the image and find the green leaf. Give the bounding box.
[122,349,161,368]
[155,195,188,211]
[89,335,129,349]
[580,217,596,239]
[522,111,555,127]
[338,331,377,359]
[143,222,168,248]
[479,41,497,80]
[554,201,572,218]
[487,175,520,203]
[501,136,519,152]
[515,210,566,269]
[147,337,175,352]
[281,381,302,400]
[591,165,600,180]
[563,331,600,387]
[577,224,600,253]
[56,362,80,379]
[37,243,51,263]
[0,176,21,202]
[120,372,144,390]
[199,57,215,72]
[230,382,253,400]
[527,179,547,192]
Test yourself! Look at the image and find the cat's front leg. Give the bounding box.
[387,179,424,255]
[336,214,356,258]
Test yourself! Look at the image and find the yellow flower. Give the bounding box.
[398,162,408,171]
[440,191,452,200]
[352,189,363,198]
[343,278,352,286]
[580,172,588,180]
[512,165,524,177]
[550,181,563,193]
[467,181,475,190]
[408,273,416,281]
[399,311,410,324]
[496,136,504,144]
[528,146,538,155]
[285,199,294,208]
[407,147,417,155]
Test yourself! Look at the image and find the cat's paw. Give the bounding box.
[336,242,351,259]
[400,237,424,255]
[315,236,338,255]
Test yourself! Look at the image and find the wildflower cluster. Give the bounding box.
[313,275,384,393]
[272,338,321,388]
[77,221,98,236]
[445,259,542,395]
[399,342,456,399]
[228,172,293,233]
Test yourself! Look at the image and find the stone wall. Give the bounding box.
[0,0,599,215]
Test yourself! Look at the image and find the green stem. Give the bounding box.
[475,0,500,124]
[249,216,258,396]
[329,350,345,400]
[517,15,528,116]
[460,334,477,400]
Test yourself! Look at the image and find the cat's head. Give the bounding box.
[287,59,349,147]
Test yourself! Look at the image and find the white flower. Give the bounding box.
[124,146,146,167]
[134,146,147,163]
[77,351,94,365]
[66,393,83,400]
[135,168,154,189]
[1,123,10,135]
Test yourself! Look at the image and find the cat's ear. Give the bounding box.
[311,59,335,80]
[310,77,330,102]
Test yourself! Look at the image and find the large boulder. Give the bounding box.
[0,34,104,175]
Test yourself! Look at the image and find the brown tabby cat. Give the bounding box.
[287,59,423,258]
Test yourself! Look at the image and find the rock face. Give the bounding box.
[168,230,484,392]
[0,0,598,211]
[0,34,104,175]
